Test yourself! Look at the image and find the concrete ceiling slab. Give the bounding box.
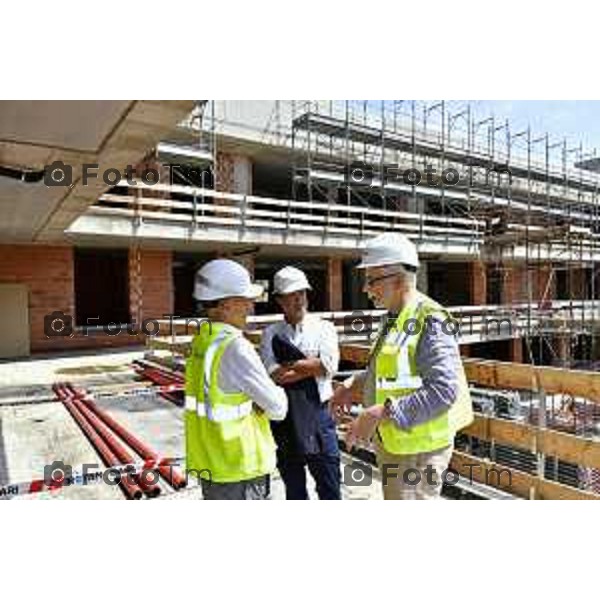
[0,101,132,155]
[0,100,196,243]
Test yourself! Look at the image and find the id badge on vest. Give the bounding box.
[377,332,420,393]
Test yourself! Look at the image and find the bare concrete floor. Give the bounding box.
[0,348,382,500]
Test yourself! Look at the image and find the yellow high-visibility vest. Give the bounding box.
[185,322,276,482]
[375,293,473,455]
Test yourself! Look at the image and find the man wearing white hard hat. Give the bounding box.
[185,259,288,500]
[331,233,473,500]
[260,266,341,500]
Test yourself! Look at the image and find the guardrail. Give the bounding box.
[88,181,484,250]
[149,301,600,346]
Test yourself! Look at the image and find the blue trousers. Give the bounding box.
[276,404,341,500]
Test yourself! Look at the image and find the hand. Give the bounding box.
[278,368,303,385]
[330,380,354,421]
[345,405,386,452]
[273,366,303,386]
[293,357,325,378]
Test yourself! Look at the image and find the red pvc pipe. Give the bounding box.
[56,385,143,500]
[136,367,183,389]
[136,359,184,381]
[73,398,161,498]
[131,365,184,404]
[68,384,187,490]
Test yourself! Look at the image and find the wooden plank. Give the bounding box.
[463,414,600,471]
[340,345,600,404]
[539,428,600,471]
[489,417,536,451]
[463,415,536,453]
[450,451,599,500]
[450,451,534,498]
[462,358,600,403]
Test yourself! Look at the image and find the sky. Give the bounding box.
[399,100,600,171]
[471,101,600,151]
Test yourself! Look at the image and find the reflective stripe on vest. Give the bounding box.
[377,375,423,390]
[200,329,234,421]
[185,395,253,422]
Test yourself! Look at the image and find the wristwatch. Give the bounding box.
[383,397,394,419]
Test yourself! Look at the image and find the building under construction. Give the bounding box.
[2,100,600,499]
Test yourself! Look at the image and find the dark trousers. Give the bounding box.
[277,404,341,500]
[201,475,269,500]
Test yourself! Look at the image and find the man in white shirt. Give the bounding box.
[260,266,341,500]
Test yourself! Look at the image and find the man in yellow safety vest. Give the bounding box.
[185,259,288,499]
[331,233,473,499]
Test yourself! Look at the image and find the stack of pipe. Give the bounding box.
[132,359,184,405]
[54,383,187,499]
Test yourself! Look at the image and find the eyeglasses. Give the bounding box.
[364,272,401,287]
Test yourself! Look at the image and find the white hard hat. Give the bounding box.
[193,259,263,301]
[273,266,312,295]
[356,232,420,270]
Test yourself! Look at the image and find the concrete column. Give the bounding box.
[417,261,428,294]
[216,152,252,194]
[326,258,343,311]
[215,152,234,193]
[232,155,252,195]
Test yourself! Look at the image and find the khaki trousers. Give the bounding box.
[375,442,454,500]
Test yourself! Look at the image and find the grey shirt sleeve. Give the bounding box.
[388,316,461,429]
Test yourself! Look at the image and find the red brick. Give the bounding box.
[0,244,173,354]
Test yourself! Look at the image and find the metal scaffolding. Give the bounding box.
[289,100,600,367]
[288,100,600,493]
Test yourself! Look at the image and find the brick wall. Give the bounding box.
[499,264,557,306]
[0,244,173,356]
[534,264,555,305]
[128,249,173,328]
[569,268,586,300]
[470,261,487,305]
[326,258,342,311]
[0,245,73,353]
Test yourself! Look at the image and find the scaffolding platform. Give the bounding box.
[292,112,600,192]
